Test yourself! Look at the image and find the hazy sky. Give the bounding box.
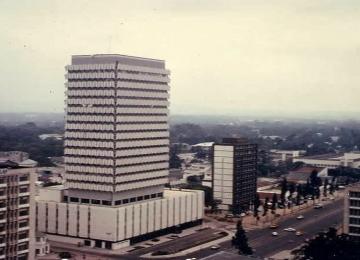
[1,0,359,117]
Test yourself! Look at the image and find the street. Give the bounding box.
[178,198,343,259]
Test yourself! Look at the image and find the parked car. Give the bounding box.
[297,215,304,220]
[272,232,279,236]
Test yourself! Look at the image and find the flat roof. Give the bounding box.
[71,54,165,68]
[297,153,342,160]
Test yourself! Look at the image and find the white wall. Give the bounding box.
[36,189,204,244]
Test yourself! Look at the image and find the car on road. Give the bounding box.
[210,245,220,250]
[296,231,303,236]
[270,224,279,229]
[284,228,296,232]
[297,215,304,220]
[314,204,323,209]
[272,232,279,236]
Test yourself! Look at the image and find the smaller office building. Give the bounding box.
[212,138,257,214]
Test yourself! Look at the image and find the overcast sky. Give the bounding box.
[0,0,359,118]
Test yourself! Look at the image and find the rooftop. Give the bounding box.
[71,54,165,68]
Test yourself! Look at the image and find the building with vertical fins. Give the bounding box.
[212,138,257,214]
[0,166,36,260]
[36,54,204,250]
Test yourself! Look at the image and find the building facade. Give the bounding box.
[36,54,204,250]
[344,184,360,240]
[212,138,257,214]
[64,54,171,205]
[0,167,35,259]
[293,152,360,169]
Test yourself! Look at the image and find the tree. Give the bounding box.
[294,228,360,260]
[210,199,222,214]
[232,220,253,255]
[169,152,182,169]
[271,193,278,214]
[329,180,335,195]
[253,194,261,224]
[280,178,288,203]
[263,197,269,217]
[323,179,329,197]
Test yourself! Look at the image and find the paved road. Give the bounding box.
[172,198,344,260]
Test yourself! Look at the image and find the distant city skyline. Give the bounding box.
[1,0,360,118]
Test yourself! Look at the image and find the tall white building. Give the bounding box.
[64,54,170,205]
[36,54,204,250]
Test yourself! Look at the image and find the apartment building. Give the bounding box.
[212,138,257,214]
[0,167,35,259]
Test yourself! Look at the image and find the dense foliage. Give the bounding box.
[294,228,360,260]
[0,123,63,166]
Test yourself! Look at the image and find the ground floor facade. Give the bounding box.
[36,189,204,250]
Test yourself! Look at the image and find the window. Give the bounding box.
[63,196,68,202]
[350,200,360,207]
[151,194,157,198]
[144,195,150,200]
[19,176,28,182]
[70,197,79,203]
[350,218,360,225]
[19,197,29,205]
[19,220,28,228]
[102,200,111,206]
[122,199,129,204]
[18,242,28,251]
[19,209,29,216]
[350,192,360,198]
[349,226,360,234]
[81,198,90,204]
[350,208,360,216]
[91,199,100,205]
[0,190,5,196]
[137,196,143,201]
[130,197,136,202]
[19,186,28,193]
[115,200,122,205]
[19,231,28,240]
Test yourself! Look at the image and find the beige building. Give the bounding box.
[344,184,360,240]
[0,167,36,259]
[36,187,203,249]
[36,54,204,250]
[293,152,360,169]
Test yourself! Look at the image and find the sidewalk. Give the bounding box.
[205,191,344,231]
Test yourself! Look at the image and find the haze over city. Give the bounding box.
[1,0,360,118]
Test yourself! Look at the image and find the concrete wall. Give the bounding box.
[36,189,204,244]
